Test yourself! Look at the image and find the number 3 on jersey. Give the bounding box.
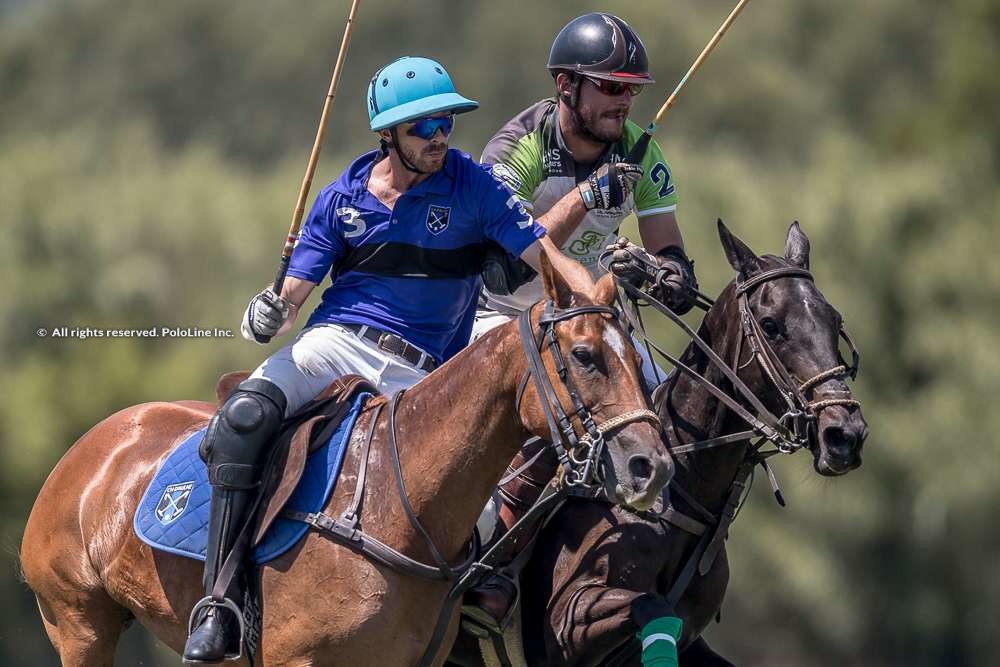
[337,207,367,238]
[649,162,675,198]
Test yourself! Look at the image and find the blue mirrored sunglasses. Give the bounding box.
[406,115,455,140]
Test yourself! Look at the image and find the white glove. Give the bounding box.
[241,288,289,343]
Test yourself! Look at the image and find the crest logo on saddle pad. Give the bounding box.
[156,482,194,525]
[426,205,451,235]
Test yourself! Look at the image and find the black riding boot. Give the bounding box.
[183,378,286,664]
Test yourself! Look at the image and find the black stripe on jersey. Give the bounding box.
[338,241,488,278]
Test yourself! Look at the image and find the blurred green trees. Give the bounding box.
[2,0,997,664]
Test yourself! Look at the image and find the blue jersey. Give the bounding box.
[287,148,544,363]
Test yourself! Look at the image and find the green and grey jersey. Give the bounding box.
[481,98,679,312]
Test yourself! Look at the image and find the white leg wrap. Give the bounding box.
[641,633,678,651]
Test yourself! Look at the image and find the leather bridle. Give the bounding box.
[516,300,661,490]
[732,266,861,452]
[607,253,862,457]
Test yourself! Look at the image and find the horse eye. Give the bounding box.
[760,318,782,338]
[572,346,595,366]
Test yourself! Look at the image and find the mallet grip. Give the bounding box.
[251,255,293,344]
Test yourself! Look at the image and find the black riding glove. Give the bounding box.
[607,238,658,289]
[481,241,537,296]
[578,162,644,210]
[652,246,699,315]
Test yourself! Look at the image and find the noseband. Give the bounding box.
[734,266,861,451]
[516,300,660,489]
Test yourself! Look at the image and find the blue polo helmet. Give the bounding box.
[367,56,479,132]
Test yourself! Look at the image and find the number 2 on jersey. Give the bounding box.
[649,162,675,198]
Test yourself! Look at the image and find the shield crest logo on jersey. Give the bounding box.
[426,205,451,235]
[155,481,194,525]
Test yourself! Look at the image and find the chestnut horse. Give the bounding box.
[21,257,672,666]
[455,222,869,666]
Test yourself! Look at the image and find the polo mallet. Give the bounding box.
[612,0,750,311]
[256,0,362,343]
[625,0,752,163]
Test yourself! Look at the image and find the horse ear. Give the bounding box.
[717,219,761,276]
[594,273,617,306]
[784,221,810,269]
[539,247,576,309]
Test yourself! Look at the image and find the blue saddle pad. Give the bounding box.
[134,392,371,564]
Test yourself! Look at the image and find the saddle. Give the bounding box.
[212,371,378,547]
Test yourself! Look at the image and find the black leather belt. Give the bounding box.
[341,323,437,373]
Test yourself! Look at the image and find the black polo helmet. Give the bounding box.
[547,13,654,85]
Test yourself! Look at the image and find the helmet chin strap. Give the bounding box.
[388,128,430,174]
[569,106,606,145]
[562,74,607,146]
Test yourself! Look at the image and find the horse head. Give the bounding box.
[516,251,672,511]
[716,219,869,475]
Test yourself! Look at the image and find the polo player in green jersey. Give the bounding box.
[466,13,701,628]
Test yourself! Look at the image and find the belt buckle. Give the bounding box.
[377,332,406,356]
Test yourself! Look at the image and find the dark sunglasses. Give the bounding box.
[405,115,455,140]
[583,76,644,97]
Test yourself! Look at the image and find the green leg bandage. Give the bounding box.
[637,616,683,667]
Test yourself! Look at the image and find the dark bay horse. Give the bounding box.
[509,222,869,666]
[21,254,672,666]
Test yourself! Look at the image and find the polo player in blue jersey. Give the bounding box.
[183,56,589,663]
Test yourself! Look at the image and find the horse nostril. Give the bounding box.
[628,455,654,482]
[823,426,857,452]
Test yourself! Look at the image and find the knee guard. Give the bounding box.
[199,378,287,490]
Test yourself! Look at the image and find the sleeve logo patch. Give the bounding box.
[491,163,523,193]
[426,205,451,235]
